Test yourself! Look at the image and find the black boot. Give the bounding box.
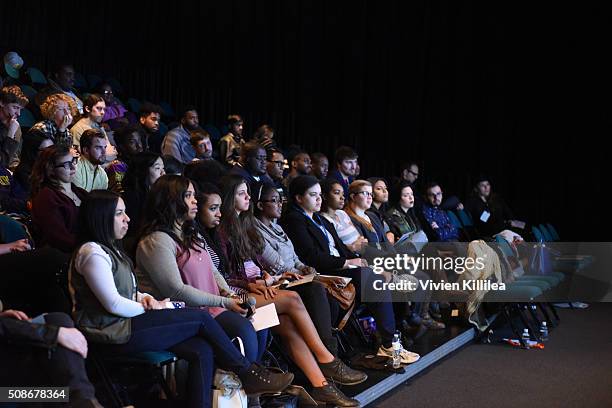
[310,382,360,407]
[239,363,294,395]
[318,358,368,385]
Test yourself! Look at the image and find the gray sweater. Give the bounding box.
[136,230,233,308]
[255,218,307,275]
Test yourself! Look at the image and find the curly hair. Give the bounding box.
[0,85,29,106]
[40,93,77,120]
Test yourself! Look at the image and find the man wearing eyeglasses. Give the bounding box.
[266,149,288,202]
[229,141,274,189]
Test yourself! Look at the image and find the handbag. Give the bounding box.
[212,337,248,408]
[314,276,356,330]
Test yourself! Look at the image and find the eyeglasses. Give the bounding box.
[407,170,419,177]
[54,157,78,169]
[355,191,373,197]
[103,90,113,95]
[261,197,283,204]
[267,160,284,167]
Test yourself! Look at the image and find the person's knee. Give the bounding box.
[284,290,304,309]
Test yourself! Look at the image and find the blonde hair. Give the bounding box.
[345,180,374,232]
[40,93,77,120]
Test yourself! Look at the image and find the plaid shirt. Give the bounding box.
[28,120,72,146]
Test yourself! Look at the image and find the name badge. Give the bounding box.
[480,211,491,223]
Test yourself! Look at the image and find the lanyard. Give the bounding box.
[296,206,331,248]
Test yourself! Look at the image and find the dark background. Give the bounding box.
[1,1,607,240]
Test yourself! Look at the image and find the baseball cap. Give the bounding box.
[4,51,24,79]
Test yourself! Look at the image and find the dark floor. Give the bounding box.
[369,303,612,408]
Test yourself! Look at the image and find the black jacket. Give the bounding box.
[0,317,59,350]
[280,206,358,272]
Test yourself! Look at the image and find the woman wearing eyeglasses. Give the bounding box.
[30,144,87,253]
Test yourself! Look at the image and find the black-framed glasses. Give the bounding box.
[267,160,284,167]
[54,157,78,169]
[260,197,283,204]
[355,191,373,197]
[407,170,419,177]
[103,90,113,95]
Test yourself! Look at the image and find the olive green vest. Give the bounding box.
[71,243,136,344]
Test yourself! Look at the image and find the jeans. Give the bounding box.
[100,308,252,408]
[215,310,269,362]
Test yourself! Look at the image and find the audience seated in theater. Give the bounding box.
[70,93,117,163]
[252,124,276,152]
[366,177,394,243]
[135,177,270,394]
[189,127,214,161]
[465,175,520,238]
[35,62,83,114]
[99,82,129,130]
[281,176,420,364]
[121,152,165,238]
[421,182,460,242]
[0,305,102,407]
[162,155,185,175]
[219,114,245,167]
[311,152,329,181]
[265,148,287,204]
[217,175,364,406]
[253,182,359,362]
[319,179,367,254]
[283,149,312,189]
[138,102,163,153]
[0,85,28,169]
[229,141,273,188]
[30,144,87,253]
[70,190,293,407]
[106,124,144,194]
[12,132,54,201]
[161,105,199,164]
[73,129,109,192]
[28,93,75,147]
[327,146,358,199]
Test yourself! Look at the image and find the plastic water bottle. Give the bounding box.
[539,322,549,342]
[392,331,402,369]
[521,328,530,347]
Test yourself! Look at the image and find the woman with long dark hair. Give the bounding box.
[218,174,363,407]
[70,189,293,408]
[121,151,165,235]
[30,144,88,253]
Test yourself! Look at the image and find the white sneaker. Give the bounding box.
[377,345,420,364]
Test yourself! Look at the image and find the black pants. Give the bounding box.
[291,281,340,356]
[0,312,96,403]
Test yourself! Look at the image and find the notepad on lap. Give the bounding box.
[250,303,280,331]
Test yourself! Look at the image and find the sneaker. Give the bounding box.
[240,363,294,395]
[310,382,360,407]
[377,345,420,364]
[318,357,368,385]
